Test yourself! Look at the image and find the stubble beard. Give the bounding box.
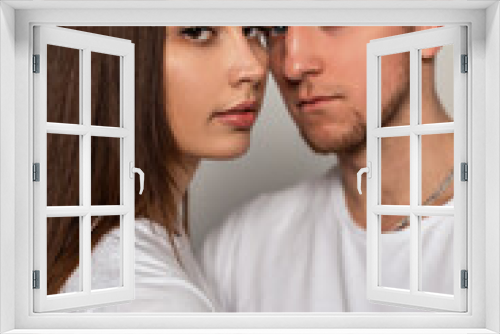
[296,84,409,157]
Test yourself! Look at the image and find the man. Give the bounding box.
[201,26,455,312]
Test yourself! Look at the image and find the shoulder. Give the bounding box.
[92,219,186,280]
[65,219,215,312]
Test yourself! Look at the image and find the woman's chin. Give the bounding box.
[202,140,251,161]
[208,146,250,161]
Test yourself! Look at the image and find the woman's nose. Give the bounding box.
[228,31,267,88]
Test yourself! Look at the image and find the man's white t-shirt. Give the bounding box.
[201,166,454,312]
[62,219,217,312]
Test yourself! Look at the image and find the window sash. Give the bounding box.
[32,26,136,312]
[366,25,468,312]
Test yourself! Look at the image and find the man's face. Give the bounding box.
[268,26,411,155]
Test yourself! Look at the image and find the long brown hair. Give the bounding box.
[46,27,185,294]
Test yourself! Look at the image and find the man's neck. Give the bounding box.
[339,92,454,232]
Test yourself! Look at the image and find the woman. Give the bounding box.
[47,26,270,311]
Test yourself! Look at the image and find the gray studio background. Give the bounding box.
[189,44,454,253]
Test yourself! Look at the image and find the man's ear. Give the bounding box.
[414,26,443,59]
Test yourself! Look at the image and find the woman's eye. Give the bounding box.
[179,27,215,42]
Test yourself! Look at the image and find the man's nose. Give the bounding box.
[282,27,323,82]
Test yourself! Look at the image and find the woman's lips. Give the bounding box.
[213,110,257,129]
[213,100,258,129]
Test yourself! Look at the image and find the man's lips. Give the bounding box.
[297,96,338,112]
[212,101,258,129]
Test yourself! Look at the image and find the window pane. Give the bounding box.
[380,51,410,127]
[91,215,122,290]
[47,45,80,124]
[47,134,80,206]
[91,137,121,206]
[381,136,410,205]
[91,52,121,127]
[47,217,81,295]
[420,45,454,124]
[379,215,410,291]
[421,133,454,206]
[420,215,454,295]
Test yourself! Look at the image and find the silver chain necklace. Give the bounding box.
[392,169,454,232]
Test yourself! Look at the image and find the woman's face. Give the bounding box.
[164,26,269,160]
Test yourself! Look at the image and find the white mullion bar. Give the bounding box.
[412,122,454,135]
[417,47,423,293]
[46,123,130,138]
[122,47,135,294]
[82,48,92,294]
[46,205,129,217]
[372,205,411,216]
[47,206,89,217]
[46,122,88,136]
[375,56,382,289]
[119,55,124,287]
[409,48,419,294]
[371,205,453,216]
[90,205,129,216]
[33,27,48,311]
[365,44,379,298]
[412,205,455,216]
[373,125,411,138]
[90,125,129,138]
[78,48,84,293]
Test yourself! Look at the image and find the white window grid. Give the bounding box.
[366,26,468,312]
[32,26,136,312]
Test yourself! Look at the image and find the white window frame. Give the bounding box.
[365,26,467,312]
[0,1,499,333]
[32,26,136,312]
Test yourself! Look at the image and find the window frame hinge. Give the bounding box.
[461,270,468,289]
[33,163,40,182]
[461,54,468,73]
[461,162,468,181]
[33,54,40,73]
[33,270,40,289]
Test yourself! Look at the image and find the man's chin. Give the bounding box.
[300,130,367,156]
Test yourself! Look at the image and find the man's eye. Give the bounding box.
[179,27,215,42]
[269,26,288,37]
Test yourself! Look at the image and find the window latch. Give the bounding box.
[357,161,372,195]
[129,162,145,195]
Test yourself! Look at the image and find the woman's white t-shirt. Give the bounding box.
[61,219,216,312]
